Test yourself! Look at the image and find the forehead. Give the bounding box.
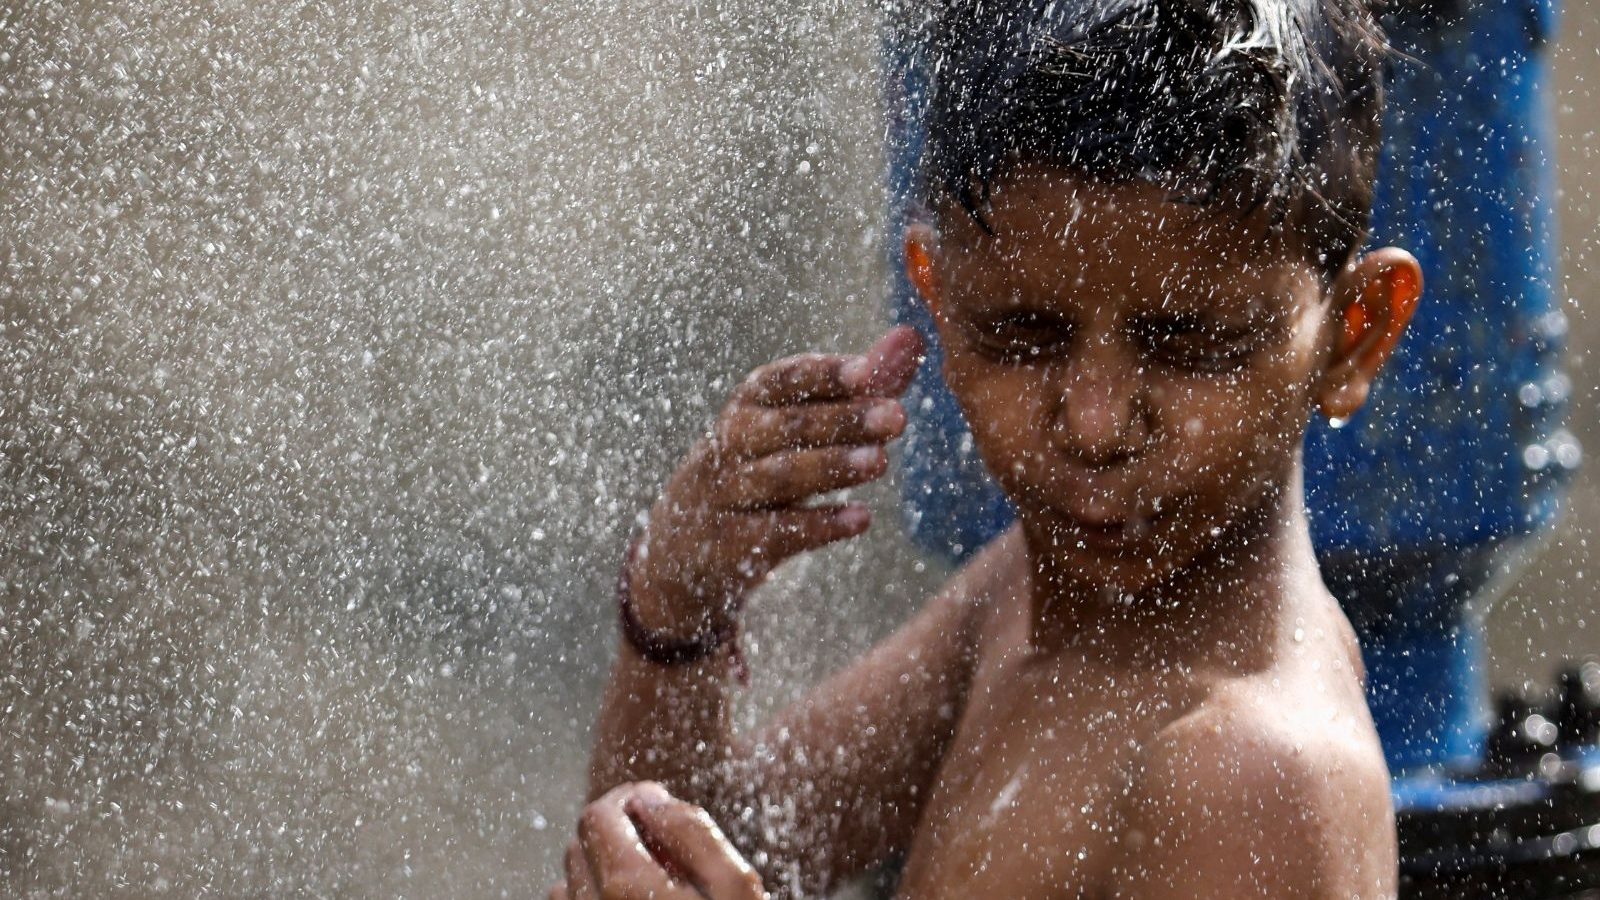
[935,169,1318,313]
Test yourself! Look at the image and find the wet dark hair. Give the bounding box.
[913,0,1389,277]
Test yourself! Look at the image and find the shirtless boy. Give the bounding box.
[552,0,1422,896]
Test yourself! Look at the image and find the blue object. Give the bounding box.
[883,0,1575,772]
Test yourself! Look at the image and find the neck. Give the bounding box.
[1024,469,1323,672]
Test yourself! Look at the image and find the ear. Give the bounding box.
[904,223,944,319]
[1316,247,1423,422]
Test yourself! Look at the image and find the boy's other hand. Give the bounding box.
[629,327,924,642]
[551,782,767,900]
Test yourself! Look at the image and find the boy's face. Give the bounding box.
[908,169,1414,596]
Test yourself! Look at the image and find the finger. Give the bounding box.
[715,504,875,576]
[715,445,887,509]
[841,325,925,398]
[681,506,871,594]
[548,882,571,900]
[577,788,685,899]
[564,841,601,900]
[610,782,703,887]
[736,353,857,406]
[734,327,925,407]
[716,398,906,459]
[763,504,873,559]
[627,795,766,900]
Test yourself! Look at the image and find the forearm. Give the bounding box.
[587,577,986,899]
[581,328,924,889]
[587,641,740,805]
[586,522,753,808]
[592,636,850,898]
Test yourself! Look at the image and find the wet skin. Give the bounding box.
[889,528,1393,899]
[893,171,1408,898]
[921,170,1335,613]
[576,168,1421,899]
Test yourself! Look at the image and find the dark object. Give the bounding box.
[1484,690,1561,779]
[1397,660,1600,899]
[1397,757,1600,898]
[1398,773,1600,899]
[1559,663,1600,748]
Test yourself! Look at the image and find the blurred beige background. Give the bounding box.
[0,2,904,894]
[1486,0,1600,689]
[0,1,1592,895]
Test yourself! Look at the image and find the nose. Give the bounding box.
[1048,335,1151,468]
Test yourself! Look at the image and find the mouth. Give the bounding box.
[1008,467,1159,552]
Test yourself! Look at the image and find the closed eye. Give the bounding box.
[1132,315,1259,371]
[966,311,1071,362]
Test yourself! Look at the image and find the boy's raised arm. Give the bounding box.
[586,328,985,892]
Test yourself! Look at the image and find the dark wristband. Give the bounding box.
[616,536,748,684]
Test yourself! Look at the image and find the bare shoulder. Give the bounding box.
[1110,690,1396,899]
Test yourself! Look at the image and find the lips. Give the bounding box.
[1006,464,1158,549]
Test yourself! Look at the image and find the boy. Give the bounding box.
[555,0,1423,896]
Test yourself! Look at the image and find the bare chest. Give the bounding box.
[893,668,1169,900]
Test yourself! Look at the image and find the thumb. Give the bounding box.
[842,326,925,398]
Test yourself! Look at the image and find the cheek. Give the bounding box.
[1152,369,1311,484]
[942,359,1048,456]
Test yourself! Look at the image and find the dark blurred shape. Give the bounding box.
[1397,658,1600,899]
[1559,662,1600,748]
[1485,689,1561,779]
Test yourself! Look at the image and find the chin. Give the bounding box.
[1020,511,1197,597]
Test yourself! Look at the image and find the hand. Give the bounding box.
[628,326,924,639]
[550,782,766,900]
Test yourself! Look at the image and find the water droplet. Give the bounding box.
[1523,443,1552,470]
